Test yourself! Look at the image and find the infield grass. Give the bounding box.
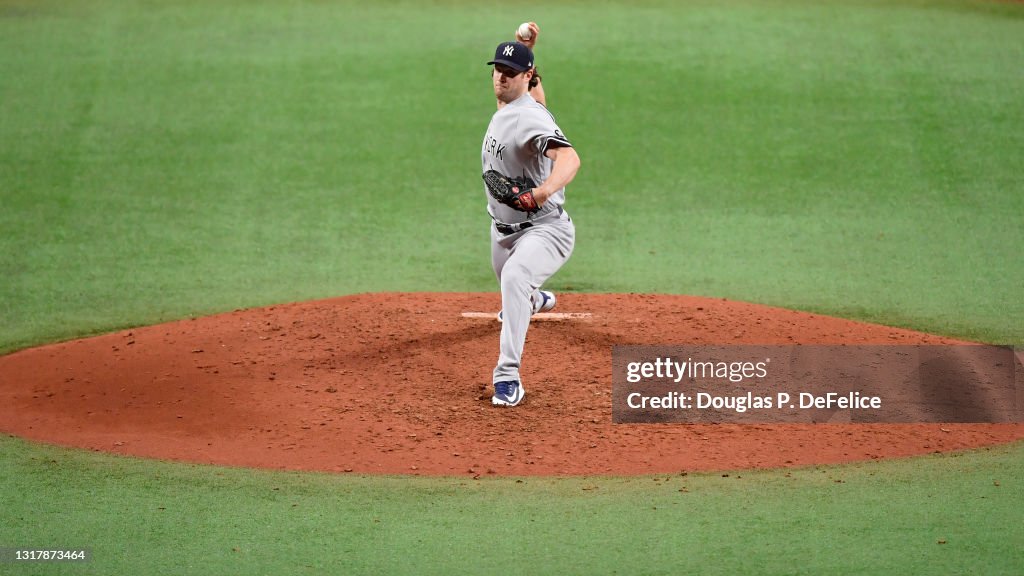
[1,0,1023,574]
[1,0,1022,352]
[2,434,1022,575]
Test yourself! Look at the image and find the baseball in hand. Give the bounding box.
[517,22,533,41]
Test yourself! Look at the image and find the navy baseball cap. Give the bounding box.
[487,41,534,72]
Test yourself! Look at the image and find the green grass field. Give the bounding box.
[2,435,1022,575]
[1,0,1022,573]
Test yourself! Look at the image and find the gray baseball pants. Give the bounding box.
[490,209,575,384]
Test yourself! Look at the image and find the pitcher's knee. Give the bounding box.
[500,262,535,296]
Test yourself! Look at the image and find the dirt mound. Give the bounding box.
[1,292,1020,476]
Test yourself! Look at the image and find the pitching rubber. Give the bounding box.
[461,312,593,321]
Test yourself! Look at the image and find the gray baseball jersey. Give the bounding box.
[481,92,572,224]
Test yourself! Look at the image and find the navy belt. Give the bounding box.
[495,221,532,235]
[494,206,566,235]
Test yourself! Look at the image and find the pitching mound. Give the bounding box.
[1,292,1021,476]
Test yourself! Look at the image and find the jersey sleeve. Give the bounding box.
[518,106,572,157]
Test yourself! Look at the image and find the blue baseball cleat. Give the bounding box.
[534,290,556,313]
[498,290,556,322]
[492,380,525,406]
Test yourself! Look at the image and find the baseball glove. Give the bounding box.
[482,170,540,213]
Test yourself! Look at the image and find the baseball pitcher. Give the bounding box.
[480,27,581,406]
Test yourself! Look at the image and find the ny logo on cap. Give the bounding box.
[503,45,515,57]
